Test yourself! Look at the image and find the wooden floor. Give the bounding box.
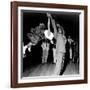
[63,62,79,75]
[23,62,79,77]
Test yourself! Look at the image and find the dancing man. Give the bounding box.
[50,13,66,75]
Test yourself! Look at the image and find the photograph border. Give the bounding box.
[11,1,88,88]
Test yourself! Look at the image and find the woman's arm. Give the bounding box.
[50,16,57,39]
[47,13,51,36]
[47,13,57,39]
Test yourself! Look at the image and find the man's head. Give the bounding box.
[56,24,63,34]
[68,36,71,39]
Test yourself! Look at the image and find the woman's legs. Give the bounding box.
[53,48,57,63]
[44,49,48,63]
[42,49,46,63]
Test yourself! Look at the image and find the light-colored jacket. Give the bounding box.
[56,34,66,54]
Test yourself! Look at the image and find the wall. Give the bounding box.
[0,0,89,90]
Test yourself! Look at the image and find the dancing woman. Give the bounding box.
[41,13,54,63]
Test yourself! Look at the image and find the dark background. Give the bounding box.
[22,10,79,72]
[22,10,79,45]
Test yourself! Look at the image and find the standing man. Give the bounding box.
[67,36,74,62]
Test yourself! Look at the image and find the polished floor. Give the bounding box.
[23,61,79,77]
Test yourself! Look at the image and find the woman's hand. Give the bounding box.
[47,13,51,18]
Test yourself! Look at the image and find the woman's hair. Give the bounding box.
[39,23,45,30]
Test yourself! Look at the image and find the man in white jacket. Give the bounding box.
[50,14,66,75]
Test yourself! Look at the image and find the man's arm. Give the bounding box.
[50,16,57,39]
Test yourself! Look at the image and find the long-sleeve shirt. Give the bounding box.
[56,34,66,54]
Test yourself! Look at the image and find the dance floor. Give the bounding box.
[23,62,79,77]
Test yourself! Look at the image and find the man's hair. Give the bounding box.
[56,23,65,35]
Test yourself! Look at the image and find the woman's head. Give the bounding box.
[39,23,45,30]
